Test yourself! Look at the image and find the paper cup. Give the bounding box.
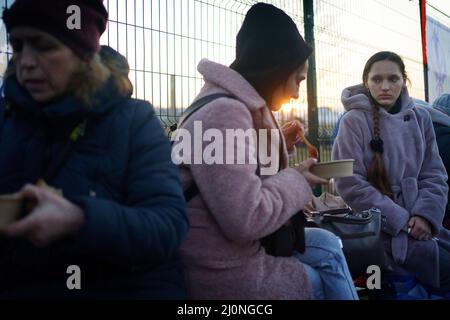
[310,159,355,179]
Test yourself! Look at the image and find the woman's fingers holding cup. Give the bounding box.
[302,171,329,187]
[295,158,318,173]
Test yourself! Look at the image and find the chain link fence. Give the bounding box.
[1,0,448,193]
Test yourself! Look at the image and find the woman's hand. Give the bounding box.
[0,184,85,247]
[294,158,329,187]
[407,216,432,241]
[281,120,304,153]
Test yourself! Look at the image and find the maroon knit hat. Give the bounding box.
[2,0,108,61]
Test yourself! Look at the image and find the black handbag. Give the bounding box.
[307,207,392,277]
[260,212,306,257]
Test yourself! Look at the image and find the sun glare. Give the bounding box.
[279,100,307,115]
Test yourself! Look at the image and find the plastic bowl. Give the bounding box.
[0,195,24,227]
[310,159,355,179]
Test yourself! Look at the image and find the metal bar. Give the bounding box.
[159,0,162,115]
[5,0,10,63]
[116,0,119,51]
[187,0,191,108]
[142,0,146,101]
[303,0,321,195]
[194,0,197,96]
[125,0,129,59]
[303,0,319,156]
[427,2,450,19]
[107,0,110,45]
[419,0,429,102]
[105,20,234,49]
[150,1,154,104]
[166,0,169,118]
[179,0,183,116]
[173,0,176,118]
[134,0,138,98]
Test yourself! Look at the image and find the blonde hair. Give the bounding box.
[4,52,133,106]
[66,54,110,106]
[66,52,133,105]
[367,103,394,199]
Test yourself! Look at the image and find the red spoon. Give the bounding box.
[299,132,319,159]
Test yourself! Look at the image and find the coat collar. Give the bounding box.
[197,59,267,112]
[341,83,415,115]
[196,59,290,171]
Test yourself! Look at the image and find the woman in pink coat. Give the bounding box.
[173,3,358,300]
[332,51,450,291]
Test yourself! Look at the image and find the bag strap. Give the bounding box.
[172,93,235,202]
[170,93,235,133]
[0,88,90,184]
[41,120,87,183]
[177,93,273,202]
[184,182,200,203]
[0,99,9,134]
[42,97,129,183]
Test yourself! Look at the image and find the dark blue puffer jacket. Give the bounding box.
[434,124,450,218]
[0,73,188,299]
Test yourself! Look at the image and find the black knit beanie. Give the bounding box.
[230,3,312,102]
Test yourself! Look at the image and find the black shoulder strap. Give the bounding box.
[41,120,87,184]
[170,93,234,133]
[173,93,235,202]
[0,98,9,128]
[42,140,75,183]
[0,102,5,129]
[0,99,13,144]
[184,182,200,203]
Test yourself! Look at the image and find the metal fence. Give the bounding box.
[95,0,440,165]
[1,0,449,187]
[101,0,307,130]
[0,0,12,79]
[305,0,425,166]
[427,0,450,26]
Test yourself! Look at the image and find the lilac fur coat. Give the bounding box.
[175,59,314,299]
[332,84,450,287]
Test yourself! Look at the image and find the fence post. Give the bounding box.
[303,0,321,195]
[419,0,429,102]
[170,74,176,118]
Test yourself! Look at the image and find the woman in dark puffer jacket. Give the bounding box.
[0,0,188,299]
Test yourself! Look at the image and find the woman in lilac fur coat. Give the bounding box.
[173,3,358,300]
[332,51,450,291]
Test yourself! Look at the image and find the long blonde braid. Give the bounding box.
[367,101,394,198]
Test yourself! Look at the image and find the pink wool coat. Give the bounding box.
[175,59,314,299]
